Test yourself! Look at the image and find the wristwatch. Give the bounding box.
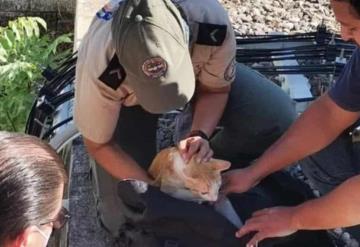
[188,130,210,141]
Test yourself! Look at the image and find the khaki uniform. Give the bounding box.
[74,0,236,144]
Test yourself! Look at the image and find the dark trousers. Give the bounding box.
[300,133,360,242]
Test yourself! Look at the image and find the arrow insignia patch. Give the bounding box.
[99,54,126,90]
[196,23,227,46]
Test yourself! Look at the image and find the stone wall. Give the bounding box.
[0,0,76,33]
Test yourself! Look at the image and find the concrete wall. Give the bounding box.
[0,0,76,32]
[74,0,105,49]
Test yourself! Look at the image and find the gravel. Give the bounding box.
[219,0,339,35]
[69,139,115,247]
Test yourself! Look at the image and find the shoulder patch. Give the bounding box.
[196,23,227,46]
[98,55,126,90]
[96,0,124,21]
[96,7,113,21]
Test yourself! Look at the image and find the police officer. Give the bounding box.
[75,0,296,236]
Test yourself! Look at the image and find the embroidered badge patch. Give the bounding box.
[98,55,126,90]
[197,23,227,46]
[142,57,168,79]
[96,7,113,21]
[96,0,124,21]
[224,57,236,82]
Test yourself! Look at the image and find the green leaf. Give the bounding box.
[32,17,47,31]
[42,34,72,62]
[0,16,72,132]
[0,46,8,63]
[0,63,14,79]
[47,34,72,55]
[19,17,34,38]
[28,18,40,37]
[3,30,15,49]
[9,21,21,41]
[0,38,9,50]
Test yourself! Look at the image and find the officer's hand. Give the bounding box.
[236,206,299,247]
[221,168,260,195]
[178,136,213,164]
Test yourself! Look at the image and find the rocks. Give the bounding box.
[219,0,339,35]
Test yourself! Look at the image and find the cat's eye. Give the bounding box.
[200,192,209,195]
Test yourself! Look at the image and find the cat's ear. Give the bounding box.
[210,160,231,172]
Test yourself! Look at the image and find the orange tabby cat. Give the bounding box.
[148,147,231,202]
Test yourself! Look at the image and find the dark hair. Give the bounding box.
[0,132,67,244]
[335,0,360,16]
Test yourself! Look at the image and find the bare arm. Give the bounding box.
[250,93,360,181]
[223,93,360,194]
[178,84,230,163]
[295,174,360,229]
[191,83,230,137]
[83,138,152,183]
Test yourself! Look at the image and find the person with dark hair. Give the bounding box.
[0,132,68,247]
[74,0,297,237]
[222,0,360,245]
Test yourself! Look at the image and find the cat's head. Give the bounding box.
[149,147,231,202]
[180,151,231,202]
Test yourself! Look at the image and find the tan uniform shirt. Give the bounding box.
[74,0,236,144]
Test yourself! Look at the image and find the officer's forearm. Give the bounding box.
[250,94,360,181]
[84,138,152,183]
[293,175,360,230]
[191,84,230,137]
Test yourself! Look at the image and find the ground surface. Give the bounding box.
[220,0,338,34]
[69,139,115,246]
